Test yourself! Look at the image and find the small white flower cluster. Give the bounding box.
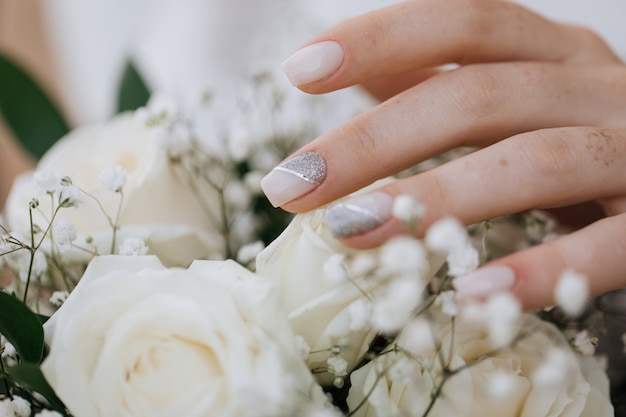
[134,78,325,258]
[0,396,30,417]
[323,236,433,336]
[32,171,81,209]
[425,217,479,277]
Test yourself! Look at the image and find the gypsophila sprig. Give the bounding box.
[98,166,128,193]
[555,269,590,317]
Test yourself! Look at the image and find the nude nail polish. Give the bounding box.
[452,265,516,299]
[260,152,326,207]
[325,192,393,238]
[282,41,344,86]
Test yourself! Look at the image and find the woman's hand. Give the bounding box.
[260,0,626,310]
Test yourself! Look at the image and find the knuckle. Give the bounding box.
[515,128,581,181]
[439,65,506,125]
[563,24,620,63]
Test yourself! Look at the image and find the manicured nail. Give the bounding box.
[260,152,327,207]
[325,192,393,238]
[282,41,344,86]
[452,265,516,299]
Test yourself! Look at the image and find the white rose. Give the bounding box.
[42,255,326,417]
[256,208,439,386]
[5,113,222,267]
[347,312,613,417]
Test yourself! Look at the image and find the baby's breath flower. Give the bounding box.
[388,356,419,383]
[532,348,570,388]
[572,330,596,356]
[0,399,15,417]
[98,166,128,193]
[554,269,589,317]
[118,237,149,256]
[485,292,521,346]
[11,396,31,417]
[16,251,47,282]
[446,243,479,276]
[1,341,16,360]
[326,356,348,377]
[58,184,81,208]
[52,218,77,252]
[243,170,265,194]
[425,216,468,254]
[391,194,425,225]
[371,277,422,333]
[436,290,458,316]
[400,318,435,355]
[349,253,377,277]
[34,410,64,417]
[348,298,372,331]
[49,290,69,307]
[323,254,347,284]
[236,241,265,265]
[224,181,251,209]
[379,236,428,277]
[486,370,517,400]
[32,170,62,196]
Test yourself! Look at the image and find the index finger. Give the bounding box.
[282,0,619,92]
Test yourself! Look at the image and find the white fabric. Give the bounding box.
[40,0,626,125]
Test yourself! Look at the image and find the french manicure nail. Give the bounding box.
[325,192,393,238]
[282,41,344,86]
[452,265,516,299]
[260,152,326,207]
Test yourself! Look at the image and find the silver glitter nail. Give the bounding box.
[325,193,392,238]
[274,152,326,185]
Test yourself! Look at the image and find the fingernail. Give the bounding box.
[325,192,393,238]
[452,265,516,299]
[260,152,327,207]
[282,41,344,86]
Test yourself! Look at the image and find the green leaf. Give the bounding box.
[116,60,150,113]
[0,53,70,159]
[8,363,66,412]
[0,291,44,363]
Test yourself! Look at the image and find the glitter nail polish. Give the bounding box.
[260,152,327,207]
[325,192,393,238]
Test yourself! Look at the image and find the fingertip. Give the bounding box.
[281,40,345,89]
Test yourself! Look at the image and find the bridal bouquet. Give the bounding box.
[0,58,620,417]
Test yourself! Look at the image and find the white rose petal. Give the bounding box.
[348,313,613,417]
[5,114,220,267]
[42,256,327,417]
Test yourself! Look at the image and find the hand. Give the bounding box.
[260,0,626,310]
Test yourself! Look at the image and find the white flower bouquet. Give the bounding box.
[0,54,622,417]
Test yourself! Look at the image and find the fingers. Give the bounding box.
[453,213,626,310]
[324,126,626,248]
[261,63,626,210]
[282,0,620,93]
